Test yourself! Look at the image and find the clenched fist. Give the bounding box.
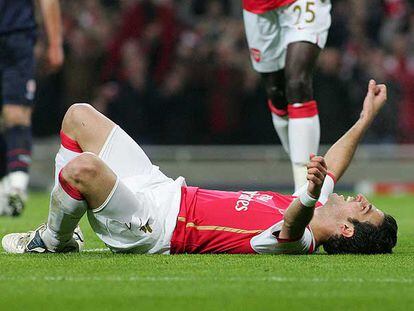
[306,154,328,199]
[360,79,387,124]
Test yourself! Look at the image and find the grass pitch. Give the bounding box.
[0,193,413,310]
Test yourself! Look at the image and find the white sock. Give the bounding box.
[268,100,289,154]
[288,101,320,191]
[41,131,85,250]
[54,130,83,184]
[41,177,87,251]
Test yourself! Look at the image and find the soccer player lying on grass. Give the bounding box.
[2,80,397,255]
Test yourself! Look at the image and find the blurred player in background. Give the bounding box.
[242,0,331,190]
[0,0,64,216]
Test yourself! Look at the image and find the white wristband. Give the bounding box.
[299,192,318,207]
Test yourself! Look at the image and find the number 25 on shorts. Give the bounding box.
[293,1,316,25]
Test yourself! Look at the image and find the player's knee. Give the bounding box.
[285,76,312,102]
[62,103,95,132]
[266,85,286,110]
[2,105,31,127]
[62,153,100,187]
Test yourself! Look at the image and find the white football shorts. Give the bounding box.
[86,125,185,254]
[243,0,332,73]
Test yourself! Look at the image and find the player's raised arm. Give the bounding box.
[38,0,64,71]
[324,80,387,182]
[279,80,387,241]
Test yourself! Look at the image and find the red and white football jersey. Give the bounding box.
[242,0,297,14]
[170,187,316,254]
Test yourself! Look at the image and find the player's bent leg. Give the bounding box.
[0,104,33,216]
[41,152,116,252]
[285,42,321,190]
[262,71,290,154]
[2,153,114,253]
[60,104,157,186]
[60,152,117,209]
[80,155,161,254]
[0,29,37,216]
[86,177,156,254]
[59,104,154,181]
[62,103,116,155]
[2,106,167,254]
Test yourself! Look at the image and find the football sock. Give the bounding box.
[4,126,32,195]
[268,100,289,154]
[288,100,320,190]
[41,131,85,251]
[41,171,87,251]
[55,131,83,183]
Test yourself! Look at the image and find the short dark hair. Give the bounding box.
[323,214,398,254]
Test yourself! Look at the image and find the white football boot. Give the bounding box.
[2,224,84,253]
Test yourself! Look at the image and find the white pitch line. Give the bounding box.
[0,275,412,284]
[0,248,110,254]
[83,248,109,253]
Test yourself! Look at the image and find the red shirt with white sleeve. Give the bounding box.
[170,174,336,255]
[170,189,315,255]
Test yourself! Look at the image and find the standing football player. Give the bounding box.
[242,0,331,190]
[0,0,64,216]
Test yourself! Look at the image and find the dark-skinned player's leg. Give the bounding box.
[261,70,290,154]
[0,31,36,216]
[243,0,330,190]
[285,41,321,190]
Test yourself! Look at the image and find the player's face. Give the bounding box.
[326,193,385,226]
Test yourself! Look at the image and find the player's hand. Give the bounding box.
[47,43,64,72]
[306,154,327,199]
[360,79,387,124]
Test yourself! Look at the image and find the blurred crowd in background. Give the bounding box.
[33,0,414,144]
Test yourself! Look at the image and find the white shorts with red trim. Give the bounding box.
[243,0,331,73]
[86,126,185,254]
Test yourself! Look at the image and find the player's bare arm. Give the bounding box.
[324,80,387,180]
[38,0,64,70]
[279,80,388,241]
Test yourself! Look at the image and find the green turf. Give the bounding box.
[0,193,413,310]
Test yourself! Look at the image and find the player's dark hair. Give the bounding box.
[323,214,398,255]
